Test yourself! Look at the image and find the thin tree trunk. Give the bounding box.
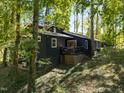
[103,25,105,33]
[44,3,49,29]
[82,9,84,35]
[123,14,124,42]
[114,23,117,47]
[90,0,95,56]
[114,15,117,47]
[45,4,49,17]
[123,29,124,42]
[123,1,124,42]
[44,3,49,25]
[76,10,78,33]
[74,9,76,32]
[3,48,8,67]
[27,0,40,92]
[96,6,99,39]
[9,2,15,64]
[13,0,21,72]
[10,1,21,92]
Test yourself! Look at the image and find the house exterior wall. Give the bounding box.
[37,34,67,65]
[61,32,92,56]
[37,35,47,60]
[45,35,60,65]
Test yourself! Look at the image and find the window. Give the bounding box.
[53,27,56,33]
[38,36,41,42]
[96,42,98,49]
[67,40,77,48]
[51,38,57,48]
[98,42,101,48]
[84,40,88,49]
[96,42,101,49]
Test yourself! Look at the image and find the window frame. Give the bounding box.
[84,40,88,49]
[67,40,77,48]
[53,27,56,33]
[38,35,41,42]
[51,38,57,48]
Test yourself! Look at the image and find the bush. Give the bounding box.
[36,58,53,72]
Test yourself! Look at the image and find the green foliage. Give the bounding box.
[38,58,51,65]
[7,69,28,92]
[101,31,114,45]
[45,0,73,31]
[0,0,15,47]
[100,0,124,45]
[54,84,67,93]
[20,37,35,60]
[0,67,28,93]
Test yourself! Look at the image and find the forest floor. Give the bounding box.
[17,48,124,93]
[0,65,28,93]
[0,48,124,93]
[0,63,52,93]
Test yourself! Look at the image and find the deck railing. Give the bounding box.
[60,46,86,55]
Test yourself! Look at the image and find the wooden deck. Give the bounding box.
[61,54,87,64]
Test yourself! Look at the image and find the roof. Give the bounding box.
[62,32,102,41]
[26,24,44,29]
[62,32,89,39]
[40,31,73,38]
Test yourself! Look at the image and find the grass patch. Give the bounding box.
[0,66,28,93]
[51,48,124,93]
[1,48,124,93]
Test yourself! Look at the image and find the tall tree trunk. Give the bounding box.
[90,0,95,56]
[44,3,49,29]
[123,14,124,42]
[3,48,8,67]
[10,1,21,92]
[123,1,124,42]
[103,23,106,33]
[9,2,15,64]
[82,9,84,35]
[44,3,49,25]
[123,27,124,42]
[74,9,76,32]
[45,4,49,17]
[96,6,99,39]
[13,0,21,72]
[3,14,8,67]
[114,15,117,47]
[76,10,78,33]
[27,0,40,92]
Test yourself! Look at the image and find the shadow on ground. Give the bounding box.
[4,48,124,93]
[47,48,124,93]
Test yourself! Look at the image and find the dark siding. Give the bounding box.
[45,35,60,65]
[87,39,92,56]
[61,32,92,55]
[37,33,69,65]
[58,38,66,48]
[37,35,47,60]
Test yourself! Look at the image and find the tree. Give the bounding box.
[3,48,8,67]
[101,0,123,46]
[90,0,95,56]
[95,6,99,39]
[27,0,40,92]
[81,8,84,35]
[45,0,72,31]
[0,0,16,67]
[13,0,21,72]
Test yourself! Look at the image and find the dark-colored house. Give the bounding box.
[60,31,92,56]
[36,26,103,65]
[21,25,103,66]
[37,30,72,65]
